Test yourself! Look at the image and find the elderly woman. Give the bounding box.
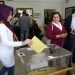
[0,4,32,75]
[46,12,67,47]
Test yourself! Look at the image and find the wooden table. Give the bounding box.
[48,67,72,75]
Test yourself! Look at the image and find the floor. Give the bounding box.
[0,52,75,75]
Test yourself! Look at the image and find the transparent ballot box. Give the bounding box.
[16,44,72,75]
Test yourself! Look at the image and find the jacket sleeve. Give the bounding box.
[64,16,72,33]
[0,24,23,47]
[46,24,57,39]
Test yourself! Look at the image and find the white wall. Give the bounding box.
[65,0,75,7]
[61,0,66,19]
[4,0,62,26]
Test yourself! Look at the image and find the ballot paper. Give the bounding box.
[30,36,47,53]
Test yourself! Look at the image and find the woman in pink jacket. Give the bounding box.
[46,12,67,47]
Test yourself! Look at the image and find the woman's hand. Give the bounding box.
[56,33,67,38]
[22,39,32,45]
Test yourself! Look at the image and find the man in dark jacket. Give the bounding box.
[63,8,75,63]
[19,10,31,41]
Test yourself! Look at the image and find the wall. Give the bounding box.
[4,0,62,26]
[61,0,75,19]
[61,0,66,19]
[65,0,75,7]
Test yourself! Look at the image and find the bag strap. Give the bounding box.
[52,24,53,31]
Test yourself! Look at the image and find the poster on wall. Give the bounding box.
[16,8,33,17]
[33,13,41,18]
[65,6,75,18]
[44,9,55,25]
[0,1,4,4]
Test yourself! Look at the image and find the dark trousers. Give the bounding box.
[0,66,14,75]
[63,34,75,63]
[20,31,29,41]
[70,34,75,63]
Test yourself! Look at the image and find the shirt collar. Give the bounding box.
[52,21,62,31]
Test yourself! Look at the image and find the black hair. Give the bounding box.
[22,10,27,16]
[14,13,20,18]
[72,8,75,14]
